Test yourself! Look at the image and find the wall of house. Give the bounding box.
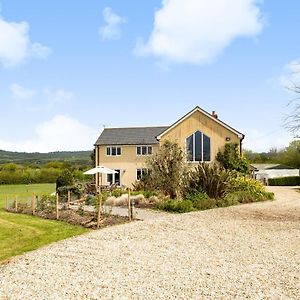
[159,110,241,161]
[96,144,159,187]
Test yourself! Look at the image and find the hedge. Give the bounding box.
[268,176,300,186]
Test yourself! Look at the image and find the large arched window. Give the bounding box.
[186,131,211,162]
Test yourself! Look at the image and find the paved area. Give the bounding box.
[0,186,299,299]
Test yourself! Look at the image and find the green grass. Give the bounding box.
[0,183,56,208]
[0,184,88,262]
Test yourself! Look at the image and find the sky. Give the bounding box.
[0,0,299,153]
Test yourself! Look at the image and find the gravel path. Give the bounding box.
[0,187,299,299]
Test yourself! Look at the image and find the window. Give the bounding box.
[186,131,211,162]
[107,169,121,185]
[136,168,148,180]
[106,146,122,156]
[136,146,152,156]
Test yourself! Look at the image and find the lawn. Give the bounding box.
[0,183,56,208]
[0,184,88,262]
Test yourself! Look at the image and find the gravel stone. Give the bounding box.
[0,186,299,299]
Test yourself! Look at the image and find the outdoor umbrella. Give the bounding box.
[84,166,117,192]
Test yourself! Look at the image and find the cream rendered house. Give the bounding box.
[94,106,244,187]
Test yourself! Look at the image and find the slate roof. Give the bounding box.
[94,126,169,146]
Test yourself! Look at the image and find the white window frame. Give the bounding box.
[106,146,122,156]
[136,168,149,180]
[136,146,153,156]
[186,131,211,163]
[107,169,122,186]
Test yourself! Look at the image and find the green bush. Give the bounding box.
[185,163,233,199]
[37,194,56,212]
[111,189,127,197]
[224,191,261,205]
[85,194,97,206]
[268,176,300,186]
[156,199,195,213]
[216,143,249,173]
[230,176,274,200]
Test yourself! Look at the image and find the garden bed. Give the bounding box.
[5,207,128,229]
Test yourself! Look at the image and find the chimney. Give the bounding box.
[212,111,218,119]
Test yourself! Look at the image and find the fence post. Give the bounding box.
[56,193,59,220]
[67,190,71,210]
[32,193,35,215]
[97,193,102,229]
[15,196,18,212]
[5,195,8,210]
[128,188,131,221]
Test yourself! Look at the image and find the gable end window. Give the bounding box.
[137,146,152,156]
[106,146,122,156]
[186,131,211,162]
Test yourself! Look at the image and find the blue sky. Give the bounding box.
[0,0,299,152]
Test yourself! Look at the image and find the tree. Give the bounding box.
[146,140,187,198]
[285,62,300,137]
[276,140,300,168]
[56,169,74,191]
[216,143,249,173]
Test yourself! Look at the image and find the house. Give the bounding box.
[94,106,245,187]
[251,164,300,182]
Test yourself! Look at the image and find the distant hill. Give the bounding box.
[0,150,93,165]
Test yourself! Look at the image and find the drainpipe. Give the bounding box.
[239,134,245,156]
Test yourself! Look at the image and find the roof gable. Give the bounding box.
[156,106,244,140]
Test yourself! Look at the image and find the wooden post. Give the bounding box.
[15,196,18,212]
[97,193,102,229]
[32,193,35,215]
[67,190,71,210]
[5,195,8,210]
[56,193,59,220]
[128,188,131,221]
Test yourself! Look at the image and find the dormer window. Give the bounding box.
[186,131,211,162]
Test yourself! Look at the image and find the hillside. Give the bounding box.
[0,149,92,165]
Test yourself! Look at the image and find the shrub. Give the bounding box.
[268,176,300,186]
[111,189,127,197]
[37,194,56,212]
[230,176,274,200]
[223,190,270,205]
[216,143,249,174]
[56,170,74,190]
[146,140,188,198]
[85,194,97,206]
[156,199,195,213]
[185,163,233,199]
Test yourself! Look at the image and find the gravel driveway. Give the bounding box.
[0,186,299,299]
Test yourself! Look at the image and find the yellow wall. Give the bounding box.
[159,110,241,161]
[95,110,242,187]
[96,145,158,187]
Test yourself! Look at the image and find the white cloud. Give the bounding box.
[9,84,73,109]
[0,115,97,152]
[0,14,51,67]
[279,59,300,88]
[135,0,264,64]
[99,7,126,40]
[9,83,36,99]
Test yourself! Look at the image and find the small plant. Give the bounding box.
[37,194,56,213]
[156,199,195,213]
[185,163,233,199]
